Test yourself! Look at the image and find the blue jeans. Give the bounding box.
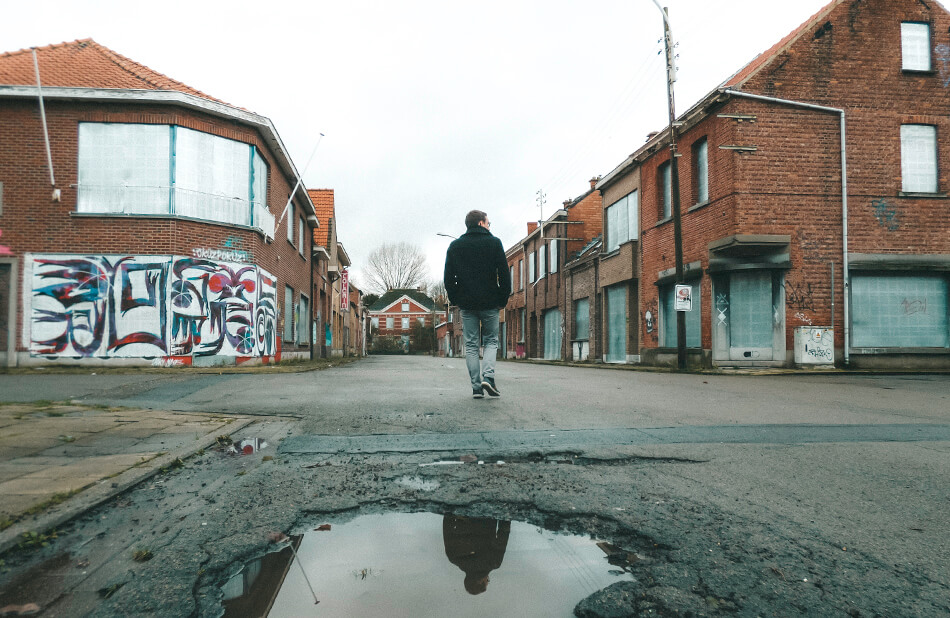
[460,309,499,390]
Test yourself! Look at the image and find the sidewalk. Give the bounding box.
[0,402,253,556]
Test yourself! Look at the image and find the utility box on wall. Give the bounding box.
[794,327,834,365]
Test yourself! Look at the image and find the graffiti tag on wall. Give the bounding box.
[785,280,817,312]
[28,255,276,359]
[871,198,899,231]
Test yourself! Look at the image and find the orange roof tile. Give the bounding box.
[0,38,226,104]
[723,0,841,89]
[307,188,334,248]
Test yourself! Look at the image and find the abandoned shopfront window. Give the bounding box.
[605,285,626,362]
[714,271,783,362]
[78,123,272,236]
[852,274,949,348]
[660,281,701,348]
[574,298,590,341]
[900,124,938,193]
[543,308,562,361]
[297,294,310,345]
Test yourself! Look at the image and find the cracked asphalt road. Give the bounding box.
[0,356,948,616]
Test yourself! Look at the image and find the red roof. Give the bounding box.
[307,188,334,248]
[723,0,841,89]
[0,38,226,104]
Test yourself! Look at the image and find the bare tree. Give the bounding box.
[363,242,429,294]
[428,280,448,308]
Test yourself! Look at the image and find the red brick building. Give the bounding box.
[505,179,603,359]
[0,40,320,366]
[618,0,950,369]
[368,288,444,353]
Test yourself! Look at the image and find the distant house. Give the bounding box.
[0,39,320,367]
[368,288,444,352]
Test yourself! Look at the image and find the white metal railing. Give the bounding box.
[77,184,274,236]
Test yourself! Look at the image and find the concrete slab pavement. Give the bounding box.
[0,403,254,556]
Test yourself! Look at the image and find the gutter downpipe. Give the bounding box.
[31,49,56,192]
[721,89,849,366]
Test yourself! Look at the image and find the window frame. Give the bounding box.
[401,317,410,330]
[605,190,639,252]
[658,161,672,220]
[538,245,546,280]
[692,137,709,206]
[283,285,295,343]
[386,316,395,330]
[901,21,932,72]
[550,240,559,274]
[528,252,536,284]
[900,124,939,194]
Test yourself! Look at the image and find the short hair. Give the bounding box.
[465,210,487,229]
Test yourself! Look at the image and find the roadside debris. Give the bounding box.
[0,603,41,616]
[315,524,331,532]
[227,438,268,455]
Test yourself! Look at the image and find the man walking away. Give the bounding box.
[444,210,511,398]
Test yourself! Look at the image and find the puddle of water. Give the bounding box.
[222,512,633,618]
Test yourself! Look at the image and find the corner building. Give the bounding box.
[618,0,950,369]
[0,40,320,366]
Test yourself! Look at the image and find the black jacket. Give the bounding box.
[443,226,511,310]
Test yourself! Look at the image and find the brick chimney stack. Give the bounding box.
[527,222,539,234]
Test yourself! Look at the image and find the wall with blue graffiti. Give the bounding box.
[25,254,277,359]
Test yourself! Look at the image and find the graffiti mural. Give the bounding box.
[27,254,276,359]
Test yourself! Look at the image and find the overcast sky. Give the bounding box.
[4,0,834,291]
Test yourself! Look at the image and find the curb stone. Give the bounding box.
[0,417,255,557]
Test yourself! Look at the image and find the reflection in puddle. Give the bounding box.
[222,512,633,617]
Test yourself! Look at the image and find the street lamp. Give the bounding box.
[652,1,687,371]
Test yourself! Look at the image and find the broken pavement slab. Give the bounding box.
[0,403,254,556]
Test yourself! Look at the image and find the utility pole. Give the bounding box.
[652,1,687,370]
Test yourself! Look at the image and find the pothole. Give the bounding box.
[221,512,635,617]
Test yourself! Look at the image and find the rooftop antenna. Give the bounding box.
[536,189,546,238]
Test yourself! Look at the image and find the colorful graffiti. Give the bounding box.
[28,255,276,359]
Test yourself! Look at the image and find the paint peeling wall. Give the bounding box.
[24,254,277,360]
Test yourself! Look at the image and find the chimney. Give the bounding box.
[646,131,659,142]
[563,199,572,208]
[590,176,601,189]
[527,222,539,234]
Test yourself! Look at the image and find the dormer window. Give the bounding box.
[901,22,931,71]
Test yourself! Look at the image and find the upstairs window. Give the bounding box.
[78,123,272,236]
[519,259,524,290]
[606,190,639,252]
[386,317,394,329]
[528,251,536,284]
[401,302,410,312]
[509,265,514,291]
[658,162,672,220]
[550,240,558,274]
[401,317,410,330]
[538,245,546,280]
[692,138,709,205]
[901,22,931,71]
[901,124,938,193]
[287,207,295,244]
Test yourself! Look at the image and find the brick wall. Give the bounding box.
[0,98,315,359]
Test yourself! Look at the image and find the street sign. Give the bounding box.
[341,270,349,311]
[674,284,692,311]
